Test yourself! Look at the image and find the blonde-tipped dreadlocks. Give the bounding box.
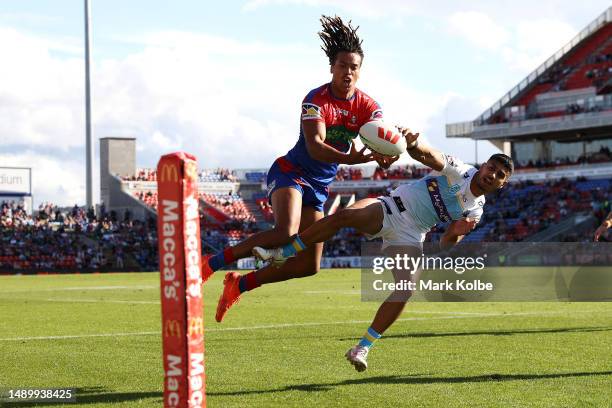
[318,15,364,65]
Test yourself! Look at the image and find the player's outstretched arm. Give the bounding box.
[303,120,374,165]
[397,127,445,171]
[440,218,477,250]
[594,210,612,241]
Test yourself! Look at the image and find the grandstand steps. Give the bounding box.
[244,200,267,224]
[561,33,612,91]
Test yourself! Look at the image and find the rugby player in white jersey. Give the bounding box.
[254,128,514,372]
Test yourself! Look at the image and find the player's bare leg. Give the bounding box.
[347,245,420,372]
[203,187,302,280]
[216,206,323,322]
[254,198,383,264]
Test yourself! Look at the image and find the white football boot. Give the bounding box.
[345,345,369,372]
[252,246,288,266]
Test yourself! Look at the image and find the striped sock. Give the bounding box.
[281,235,307,258]
[238,272,260,293]
[358,327,382,349]
[208,248,236,271]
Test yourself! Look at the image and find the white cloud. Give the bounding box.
[500,19,576,72]
[448,11,509,50]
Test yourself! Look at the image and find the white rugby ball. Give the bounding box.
[359,121,406,156]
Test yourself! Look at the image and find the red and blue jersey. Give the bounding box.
[283,83,383,187]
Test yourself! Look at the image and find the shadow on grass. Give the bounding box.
[2,386,162,407]
[208,370,612,396]
[340,326,612,341]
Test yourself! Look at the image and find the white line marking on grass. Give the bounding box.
[44,298,160,305]
[0,285,157,293]
[0,332,159,341]
[0,310,604,342]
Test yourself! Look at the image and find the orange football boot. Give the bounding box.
[215,272,242,322]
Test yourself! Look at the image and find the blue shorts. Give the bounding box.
[266,157,328,212]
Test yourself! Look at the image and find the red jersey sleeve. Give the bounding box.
[355,92,383,127]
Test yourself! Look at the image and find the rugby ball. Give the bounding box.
[359,121,406,156]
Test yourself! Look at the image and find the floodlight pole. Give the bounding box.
[84,0,94,210]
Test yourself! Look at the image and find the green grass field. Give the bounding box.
[1,270,611,407]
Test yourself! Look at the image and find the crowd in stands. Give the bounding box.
[514,147,612,169]
[124,168,157,182]
[335,167,363,180]
[372,164,429,180]
[322,227,367,257]
[0,200,157,272]
[200,193,255,223]
[134,191,158,210]
[477,177,610,242]
[120,168,237,182]
[199,168,236,182]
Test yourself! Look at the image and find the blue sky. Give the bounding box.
[0,0,610,206]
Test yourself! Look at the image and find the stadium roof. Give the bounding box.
[447,6,612,142]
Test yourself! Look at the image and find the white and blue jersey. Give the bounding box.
[372,154,484,247]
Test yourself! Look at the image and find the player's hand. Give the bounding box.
[397,126,420,147]
[594,222,610,241]
[346,143,374,165]
[372,151,400,169]
[447,218,477,236]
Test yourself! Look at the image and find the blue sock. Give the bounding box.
[208,248,235,271]
[281,235,307,258]
[238,272,260,293]
[358,327,382,348]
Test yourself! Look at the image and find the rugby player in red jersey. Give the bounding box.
[202,15,399,322]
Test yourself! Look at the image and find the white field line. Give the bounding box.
[43,298,160,305]
[0,285,157,293]
[0,297,548,315]
[0,310,605,342]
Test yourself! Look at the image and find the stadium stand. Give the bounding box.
[199,193,255,223]
[3,168,611,272]
[0,200,157,272]
[427,177,612,243]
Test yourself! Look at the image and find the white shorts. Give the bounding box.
[367,196,427,250]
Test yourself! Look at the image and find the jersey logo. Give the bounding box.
[266,180,276,196]
[370,109,383,120]
[301,103,321,120]
[448,184,460,194]
[336,108,349,117]
[447,155,458,167]
[392,196,406,213]
[326,126,357,145]
[426,178,452,223]
[463,172,470,179]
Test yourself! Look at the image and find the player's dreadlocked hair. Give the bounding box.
[318,15,364,66]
